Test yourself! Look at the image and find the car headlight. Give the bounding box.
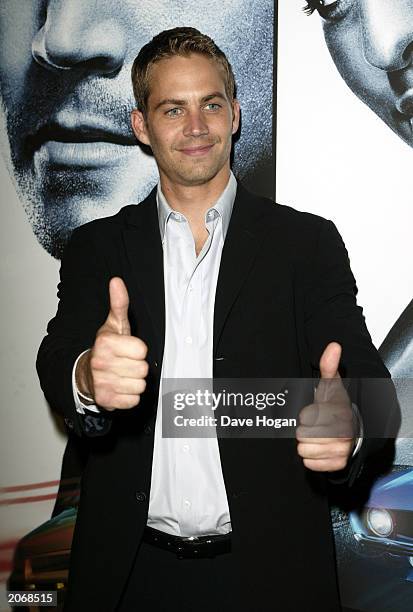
[366,508,394,537]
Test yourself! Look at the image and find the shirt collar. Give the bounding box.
[156,171,237,242]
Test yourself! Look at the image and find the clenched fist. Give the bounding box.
[75,277,149,411]
[296,342,357,472]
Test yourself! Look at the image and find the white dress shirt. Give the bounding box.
[72,171,362,535]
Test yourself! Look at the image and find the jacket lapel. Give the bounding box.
[121,188,165,362]
[213,182,273,355]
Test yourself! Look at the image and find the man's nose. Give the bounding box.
[183,109,209,138]
[31,0,127,75]
[360,0,413,72]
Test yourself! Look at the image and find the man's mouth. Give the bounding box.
[393,88,413,140]
[27,115,137,168]
[391,111,413,145]
[178,144,215,157]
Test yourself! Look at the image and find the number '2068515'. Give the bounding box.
[7,591,57,606]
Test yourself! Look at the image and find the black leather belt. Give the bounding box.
[143,526,231,559]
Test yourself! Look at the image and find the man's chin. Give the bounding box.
[12,162,158,259]
[27,196,135,259]
[27,205,88,259]
[37,227,72,260]
[17,190,138,259]
[173,162,228,187]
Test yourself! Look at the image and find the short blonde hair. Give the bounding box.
[131,27,236,115]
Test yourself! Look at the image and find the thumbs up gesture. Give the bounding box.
[296,342,356,472]
[75,277,149,411]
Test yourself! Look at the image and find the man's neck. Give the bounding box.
[159,166,232,257]
[159,167,231,223]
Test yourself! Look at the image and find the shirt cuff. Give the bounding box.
[351,402,363,457]
[72,349,100,414]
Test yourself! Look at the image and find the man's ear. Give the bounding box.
[131,109,151,146]
[231,99,241,136]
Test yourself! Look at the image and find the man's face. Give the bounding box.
[0,0,273,258]
[309,0,413,148]
[131,54,239,188]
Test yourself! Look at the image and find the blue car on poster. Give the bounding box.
[349,467,413,577]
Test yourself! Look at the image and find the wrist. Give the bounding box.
[75,349,95,403]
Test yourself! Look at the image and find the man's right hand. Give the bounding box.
[75,277,149,411]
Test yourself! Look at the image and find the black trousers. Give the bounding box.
[116,539,241,612]
[115,538,345,612]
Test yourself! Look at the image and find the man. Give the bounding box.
[303,0,413,382]
[0,0,273,259]
[37,27,396,611]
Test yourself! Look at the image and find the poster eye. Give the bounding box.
[304,0,340,17]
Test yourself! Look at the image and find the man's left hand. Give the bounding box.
[296,342,356,472]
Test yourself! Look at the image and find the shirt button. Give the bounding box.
[135,491,147,502]
[184,499,191,508]
[188,284,193,293]
[182,444,190,453]
[185,336,193,345]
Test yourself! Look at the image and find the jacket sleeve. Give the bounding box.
[36,224,114,438]
[303,219,400,487]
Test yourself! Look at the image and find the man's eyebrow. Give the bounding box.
[201,92,227,103]
[154,98,187,111]
[154,92,227,111]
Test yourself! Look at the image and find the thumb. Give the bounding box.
[319,342,342,380]
[107,277,131,335]
[314,342,343,404]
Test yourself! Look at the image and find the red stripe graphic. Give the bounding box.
[0,492,58,506]
[0,478,80,505]
[0,480,59,493]
[0,477,80,494]
[0,539,19,551]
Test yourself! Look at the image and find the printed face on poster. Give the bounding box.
[277,3,413,611]
[278,1,412,392]
[0,0,274,258]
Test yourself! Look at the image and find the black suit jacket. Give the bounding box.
[37,183,398,612]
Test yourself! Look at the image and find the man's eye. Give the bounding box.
[204,103,221,111]
[303,0,337,14]
[303,0,350,19]
[166,108,182,117]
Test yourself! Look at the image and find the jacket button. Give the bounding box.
[135,491,147,502]
[64,418,74,430]
[144,425,152,435]
[154,360,158,368]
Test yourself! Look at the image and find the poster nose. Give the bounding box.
[31,0,127,74]
[360,0,413,72]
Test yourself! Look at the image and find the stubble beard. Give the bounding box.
[162,137,232,187]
